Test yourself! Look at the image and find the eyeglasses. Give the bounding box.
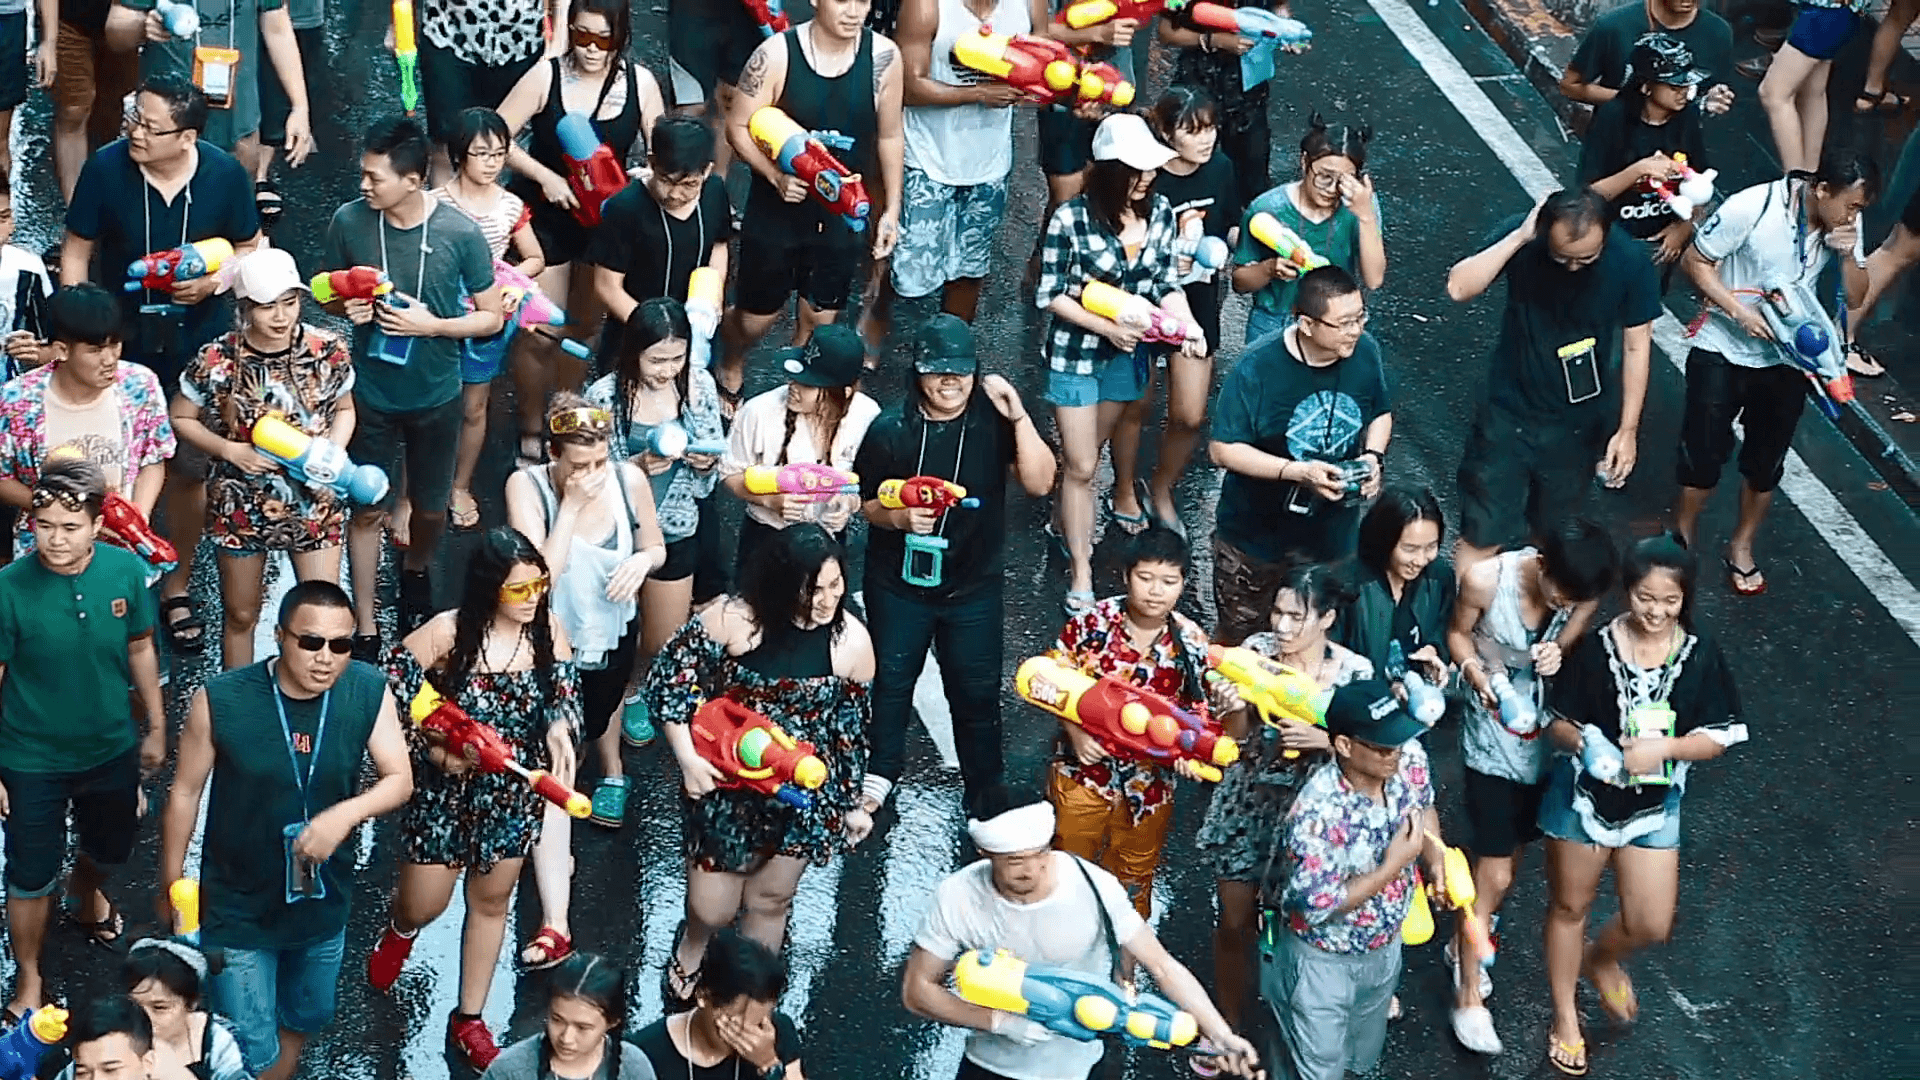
[499,575,552,604]
[570,25,617,50]
[124,108,187,138]
[465,147,509,163]
[290,633,356,655]
[1307,311,1369,334]
[548,407,612,436]
[1348,737,1403,757]
[1307,165,1354,188]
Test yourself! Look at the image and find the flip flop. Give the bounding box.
[1548,1034,1589,1076]
[68,901,125,952]
[1723,556,1767,596]
[448,489,481,530]
[160,595,207,655]
[1586,960,1640,1024]
[1854,88,1912,114]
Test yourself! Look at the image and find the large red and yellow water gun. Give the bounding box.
[1055,0,1187,29]
[748,107,871,233]
[876,476,980,513]
[689,697,828,807]
[950,29,1135,107]
[1016,655,1238,780]
[310,266,394,305]
[410,684,591,818]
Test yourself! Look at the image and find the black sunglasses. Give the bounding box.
[289,632,355,655]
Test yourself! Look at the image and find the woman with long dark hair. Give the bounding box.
[1340,485,1456,695]
[365,527,582,1070]
[1576,34,1709,279]
[1538,535,1743,1076]
[482,952,656,1079]
[644,524,874,1012]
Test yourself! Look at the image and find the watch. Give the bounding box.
[761,1063,788,1080]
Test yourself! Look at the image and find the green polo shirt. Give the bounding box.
[0,544,155,773]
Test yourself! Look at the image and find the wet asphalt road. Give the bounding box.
[0,0,1914,1077]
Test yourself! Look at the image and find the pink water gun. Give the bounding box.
[492,260,567,329]
[742,463,859,501]
[1079,281,1195,346]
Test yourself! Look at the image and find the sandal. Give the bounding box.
[518,926,574,971]
[1547,1034,1589,1076]
[1585,958,1639,1025]
[1845,342,1886,378]
[68,897,125,951]
[448,489,481,530]
[588,776,630,828]
[517,431,547,470]
[1854,88,1912,114]
[254,179,285,228]
[1106,481,1151,536]
[1723,555,1767,596]
[160,595,207,655]
[662,922,700,1014]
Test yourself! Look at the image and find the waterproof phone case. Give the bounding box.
[902,533,948,588]
[194,46,242,109]
[1622,703,1677,786]
[368,327,415,367]
[1558,337,1601,404]
[283,822,327,903]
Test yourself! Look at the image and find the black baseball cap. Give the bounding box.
[778,324,865,389]
[914,314,980,376]
[1325,679,1426,749]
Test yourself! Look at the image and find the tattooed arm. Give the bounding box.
[727,38,799,196]
[871,35,906,258]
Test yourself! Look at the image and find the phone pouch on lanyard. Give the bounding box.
[369,327,415,366]
[283,822,327,903]
[193,46,242,109]
[1558,337,1601,404]
[1623,703,1677,785]
[137,303,184,357]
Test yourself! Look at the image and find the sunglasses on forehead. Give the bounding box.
[548,407,612,436]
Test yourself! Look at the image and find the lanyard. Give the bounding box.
[912,405,967,541]
[377,191,432,299]
[270,661,331,821]
[140,176,194,306]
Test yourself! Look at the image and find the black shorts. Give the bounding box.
[668,9,760,102]
[1036,106,1095,177]
[348,396,466,516]
[1456,402,1603,551]
[1182,277,1223,358]
[0,12,27,112]
[578,618,640,743]
[655,535,699,582]
[522,193,596,269]
[734,210,863,315]
[259,25,324,146]
[1675,348,1807,494]
[0,749,140,897]
[1461,767,1546,859]
[419,37,543,145]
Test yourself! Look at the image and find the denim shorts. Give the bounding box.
[1537,758,1682,850]
[1045,352,1149,408]
[206,928,348,1072]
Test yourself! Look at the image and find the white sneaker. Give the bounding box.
[1451,1005,1503,1055]
[1446,941,1494,1000]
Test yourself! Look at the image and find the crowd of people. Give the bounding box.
[0,0,1909,1077]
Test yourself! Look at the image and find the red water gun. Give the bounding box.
[748,107,871,233]
[1056,0,1187,29]
[410,684,592,818]
[742,0,790,36]
[310,266,394,304]
[556,112,630,228]
[876,476,981,512]
[950,30,1136,107]
[101,492,178,571]
[689,697,829,807]
[1015,655,1239,780]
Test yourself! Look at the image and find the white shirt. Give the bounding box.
[721,384,879,530]
[1691,179,1865,370]
[903,0,1030,186]
[915,853,1148,1080]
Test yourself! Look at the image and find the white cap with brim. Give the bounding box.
[231,246,309,304]
[1091,113,1177,173]
[966,801,1056,854]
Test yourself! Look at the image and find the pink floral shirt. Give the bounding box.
[1280,739,1434,955]
[0,361,175,554]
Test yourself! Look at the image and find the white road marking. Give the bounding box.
[1365,0,1920,649]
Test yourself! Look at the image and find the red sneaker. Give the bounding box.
[366,924,415,992]
[448,1013,500,1069]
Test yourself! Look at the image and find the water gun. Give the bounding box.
[1402,670,1445,725]
[1015,655,1238,781]
[1401,868,1435,944]
[1079,281,1194,346]
[155,0,200,37]
[955,950,1199,1048]
[1176,233,1230,272]
[689,696,828,807]
[0,1006,67,1080]
[310,266,394,305]
[170,879,201,943]
[251,412,392,506]
[742,463,859,501]
[1206,643,1324,758]
[1579,723,1628,787]
[101,492,179,572]
[686,266,723,370]
[1671,152,1717,207]
[393,0,419,114]
[877,476,980,512]
[1056,0,1188,30]
[1247,213,1328,269]
[1650,178,1696,220]
[492,260,566,330]
[950,30,1136,107]
[410,684,591,817]
[1189,2,1312,45]
[1425,832,1494,967]
[633,419,726,460]
[125,238,234,294]
[556,113,630,229]
[1484,669,1541,734]
[742,0,790,36]
[748,107,870,233]
[1753,280,1854,418]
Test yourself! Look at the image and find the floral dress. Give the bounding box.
[179,326,356,554]
[644,617,871,873]
[387,644,582,872]
[1049,598,1213,825]
[1195,632,1374,885]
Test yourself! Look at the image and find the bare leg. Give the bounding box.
[217,552,268,670]
[290,544,343,585]
[528,798,575,957]
[1585,845,1680,1005]
[1724,482,1776,582]
[255,1030,308,1080]
[1054,403,1103,597]
[1211,880,1260,1030]
[1543,840,1611,1058]
[451,382,492,519]
[456,859,523,1015]
[389,862,461,936]
[1108,377,1153,522]
[793,298,838,346]
[1673,485,1713,551]
[1796,58,1834,175]
[719,308,781,402]
[554,263,600,394]
[738,855,809,953]
[348,510,386,637]
[941,277,984,322]
[1757,46,1826,173]
[1851,224,1920,325]
[1453,851,1519,1009]
[510,328,552,457]
[4,895,52,1013]
[54,91,94,203]
[1150,353,1210,525]
[678,863,749,990]
[855,264,895,359]
[1859,0,1920,99]
[404,507,448,577]
[160,469,209,642]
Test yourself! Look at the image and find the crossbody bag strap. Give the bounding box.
[1068,854,1126,986]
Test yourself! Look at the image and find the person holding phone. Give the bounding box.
[1445,188,1659,580]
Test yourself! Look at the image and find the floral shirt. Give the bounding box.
[0,361,175,555]
[1280,738,1434,955]
[1050,597,1212,825]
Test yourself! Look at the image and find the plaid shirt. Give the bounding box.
[1036,193,1185,376]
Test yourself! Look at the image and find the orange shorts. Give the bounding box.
[53,21,138,144]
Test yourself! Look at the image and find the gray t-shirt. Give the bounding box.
[129,0,288,150]
[286,0,322,29]
[321,194,496,414]
[915,853,1148,1080]
[481,1037,658,1080]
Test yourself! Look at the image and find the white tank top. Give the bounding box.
[903,0,1030,186]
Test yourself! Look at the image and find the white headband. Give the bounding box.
[131,937,209,983]
[966,802,1056,854]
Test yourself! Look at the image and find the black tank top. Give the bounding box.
[737,620,835,680]
[529,57,643,184]
[746,26,878,232]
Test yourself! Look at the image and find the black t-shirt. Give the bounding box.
[633,1013,801,1080]
[1577,98,1708,240]
[584,176,733,306]
[854,392,1017,602]
[1212,330,1390,564]
[61,0,115,33]
[1569,2,1734,90]
[1484,214,1662,422]
[1153,154,1240,242]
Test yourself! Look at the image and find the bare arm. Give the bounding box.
[1446,213,1535,302]
[1616,321,1650,436]
[727,39,792,191]
[129,632,164,748]
[623,463,669,573]
[330,688,415,824]
[1124,930,1245,1049]
[328,393,357,447]
[1010,413,1057,496]
[1447,562,1495,699]
[1554,597,1601,652]
[1682,246,1745,319]
[505,468,577,577]
[168,393,235,460]
[259,8,311,161]
[872,39,906,229]
[60,232,93,287]
[900,947,997,1032]
[898,0,985,107]
[1558,65,1617,106]
[131,462,165,519]
[439,281,506,339]
[1353,191,1386,291]
[594,264,638,325]
[1209,439,1293,480]
[159,689,216,887]
[104,2,147,52]
[500,64,565,190]
[509,223,547,280]
[706,237,730,279]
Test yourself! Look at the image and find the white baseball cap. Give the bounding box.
[230,246,309,303]
[1091,113,1176,172]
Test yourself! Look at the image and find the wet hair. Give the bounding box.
[548,952,625,1027]
[1148,85,1218,142]
[278,580,354,629]
[139,72,208,135]
[70,994,153,1057]
[1082,157,1154,237]
[649,114,715,178]
[364,113,432,182]
[736,523,846,652]
[447,107,511,174]
[1621,531,1697,630]
[49,282,124,347]
[1537,187,1611,242]
[1797,145,1881,203]
[1299,112,1370,173]
[1537,518,1618,603]
[695,928,787,1007]
[1122,525,1191,578]
[124,938,221,1009]
[547,389,611,452]
[437,527,558,706]
[568,0,634,62]
[614,298,694,431]
[1355,486,1446,581]
[1272,561,1357,622]
[34,454,106,518]
[1292,265,1362,321]
[778,384,854,469]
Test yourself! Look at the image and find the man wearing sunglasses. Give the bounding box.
[160,579,413,1080]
